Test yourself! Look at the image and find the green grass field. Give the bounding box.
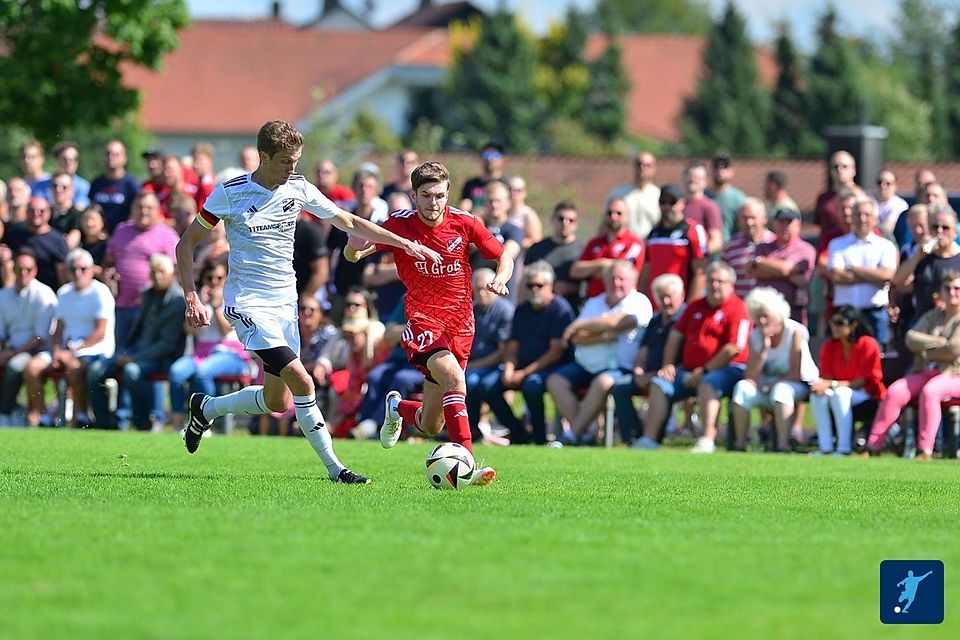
[2,429,957,639]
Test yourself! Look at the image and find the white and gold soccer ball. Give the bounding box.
[424,442,475,490]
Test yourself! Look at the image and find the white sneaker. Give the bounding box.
[691,437,716,454]
[380,390,403,449]
[352,418,377,440]
[631,436,660,450]
[470,464,497,487]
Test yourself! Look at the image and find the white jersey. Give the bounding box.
[198,173,340,308]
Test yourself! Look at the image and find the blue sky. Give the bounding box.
[185,0,904,50]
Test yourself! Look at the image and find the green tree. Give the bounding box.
[534,9,589,121]
[946,18,960,157]
[807,7,867,135]
[768,25,822,156]
[442,11,542,152]
[582,38,630,142]
[593,0,711,35]
[0,1,189,148]
[860,60,932,161]
[679,2,768,155]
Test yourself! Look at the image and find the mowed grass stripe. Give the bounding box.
[1,430,957,640]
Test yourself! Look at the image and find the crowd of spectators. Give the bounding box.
[1,138,958,460]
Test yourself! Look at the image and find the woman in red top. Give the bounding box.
[809,305,886,455]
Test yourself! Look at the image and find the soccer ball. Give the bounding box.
[424,442,475,490]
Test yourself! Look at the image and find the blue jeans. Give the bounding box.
[481,365,563,445]
[168,351,249,414]
[651,365,745,403]
[610,374,645,443]
[358,361,424,424]
[465,365,501,440]
[860,306,890,349]
[114,306,140,351]
[88,354,165,429]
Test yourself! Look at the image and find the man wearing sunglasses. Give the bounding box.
[570,197,644,299]
[458,141,505,212]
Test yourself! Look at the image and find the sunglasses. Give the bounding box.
[933,224,954,232]
[525,282,546,290]
[14,266,36,274]
[830,318,851,327]
[659,199,677,207]
[28,207,50,214]
[70,265,90,273]
[606,209,625,217]
[555,216,577,223]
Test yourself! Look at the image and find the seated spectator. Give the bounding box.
[730,288,819,451]
[322,316,389,438]
[753,208,816,323]
[570,197,644,299]
[299,295,339,391]
[167,260,249,431]
[2,196,69,290]
[611,273,686,444]
[893,206,960,323]
[480,261,575,444]
[88,253,186,430]
[507,176,542,250]
[78,206,109,271]
[721,198,775,299]
[864,272,960,460]
[638,261,751,453]
[31,248,115,428]
[313,287,385,398]
[639,184,706,306]
[465,268,514,442]
[0,250,58,426]
[547,261,652,445]
[47,171,83,249]
[809,305,885,456]
[524,202,585,310]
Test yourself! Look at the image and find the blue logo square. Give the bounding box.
[880,560,944,624]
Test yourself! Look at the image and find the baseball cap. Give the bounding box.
[141,148,163,159]
[659,184,683,203]
[773,208,801,222]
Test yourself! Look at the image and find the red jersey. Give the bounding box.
[674,295,751,369]
[578,229,645,297]
[818,335,886,399]
[378,206,503,333]
[645,218,707,303]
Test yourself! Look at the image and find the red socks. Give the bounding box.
[442,391,472,453]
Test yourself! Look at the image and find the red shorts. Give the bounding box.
[401,319,473,382]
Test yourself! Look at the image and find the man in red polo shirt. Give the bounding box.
[634,260,751,454]
[569,197,644,299]
[640,184,707,308]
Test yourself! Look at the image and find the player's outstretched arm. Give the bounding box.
[332,211,442,263]
[176,218,213,328]
[487,250,514,297]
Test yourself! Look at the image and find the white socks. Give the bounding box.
[293,394,344,479]
[203,386,267,421]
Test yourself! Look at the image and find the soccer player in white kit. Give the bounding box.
[175,120,441,484]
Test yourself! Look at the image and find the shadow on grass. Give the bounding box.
[0,468,221,481]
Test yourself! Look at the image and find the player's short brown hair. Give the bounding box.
[257,120,303,158]
[411,161,449,192]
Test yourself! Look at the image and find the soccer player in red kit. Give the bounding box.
[346,162,512,486]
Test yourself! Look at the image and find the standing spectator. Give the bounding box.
[547,261,652,445]
[893,207,960,323]
[639,184,707,306]
[753,208,817,323]
[890,204,932,335]
[141,148,165,192]
[0,219,11,288]
[214,145,259,184]
[167,260,249,431]
[0,250,57,427]
[465,268,514,442]
[34,248,115,428]
[459,141,505,212]
[809,305,885,456]
[730,288,818,452]
[721,198,775,299]
[639,261,751,454]
[79,206,109,269]
[20,141,49,190]
[682,161,723,255]
[876,169,908,235]
[894,171,940,247]
[480,262,575,444]
[5,177,31,225]
[352,165,388,223]
[570,197,644,299]
[190,142,216,209]
[606,151,661,240]
[316,159,356,210]
[294,214,329,299]
[144,154,202,219]
[762,170,798,218]
[612,273,685,444]
[88,253,186,430]
[2,197,68,290]
[707,155,746,242]
[35,142,90,208]
[0,179,6,223]
[507,176,542,250]
[89,140,142,233]
[381,149,418,200]
[524,202,585,310]
[471,181,524,301]
[104,192,179,349]
[827,198,898,348]
[47,171,83,248]
[815,150,863,236]
[864,272,960,460]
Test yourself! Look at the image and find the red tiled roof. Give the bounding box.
[121,20,436,134]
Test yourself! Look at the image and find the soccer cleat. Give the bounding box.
[380,390,403,449]
[332,468,372,484]
[690,436,716,454]
[470,464,496,487]
[184,393,212,454]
